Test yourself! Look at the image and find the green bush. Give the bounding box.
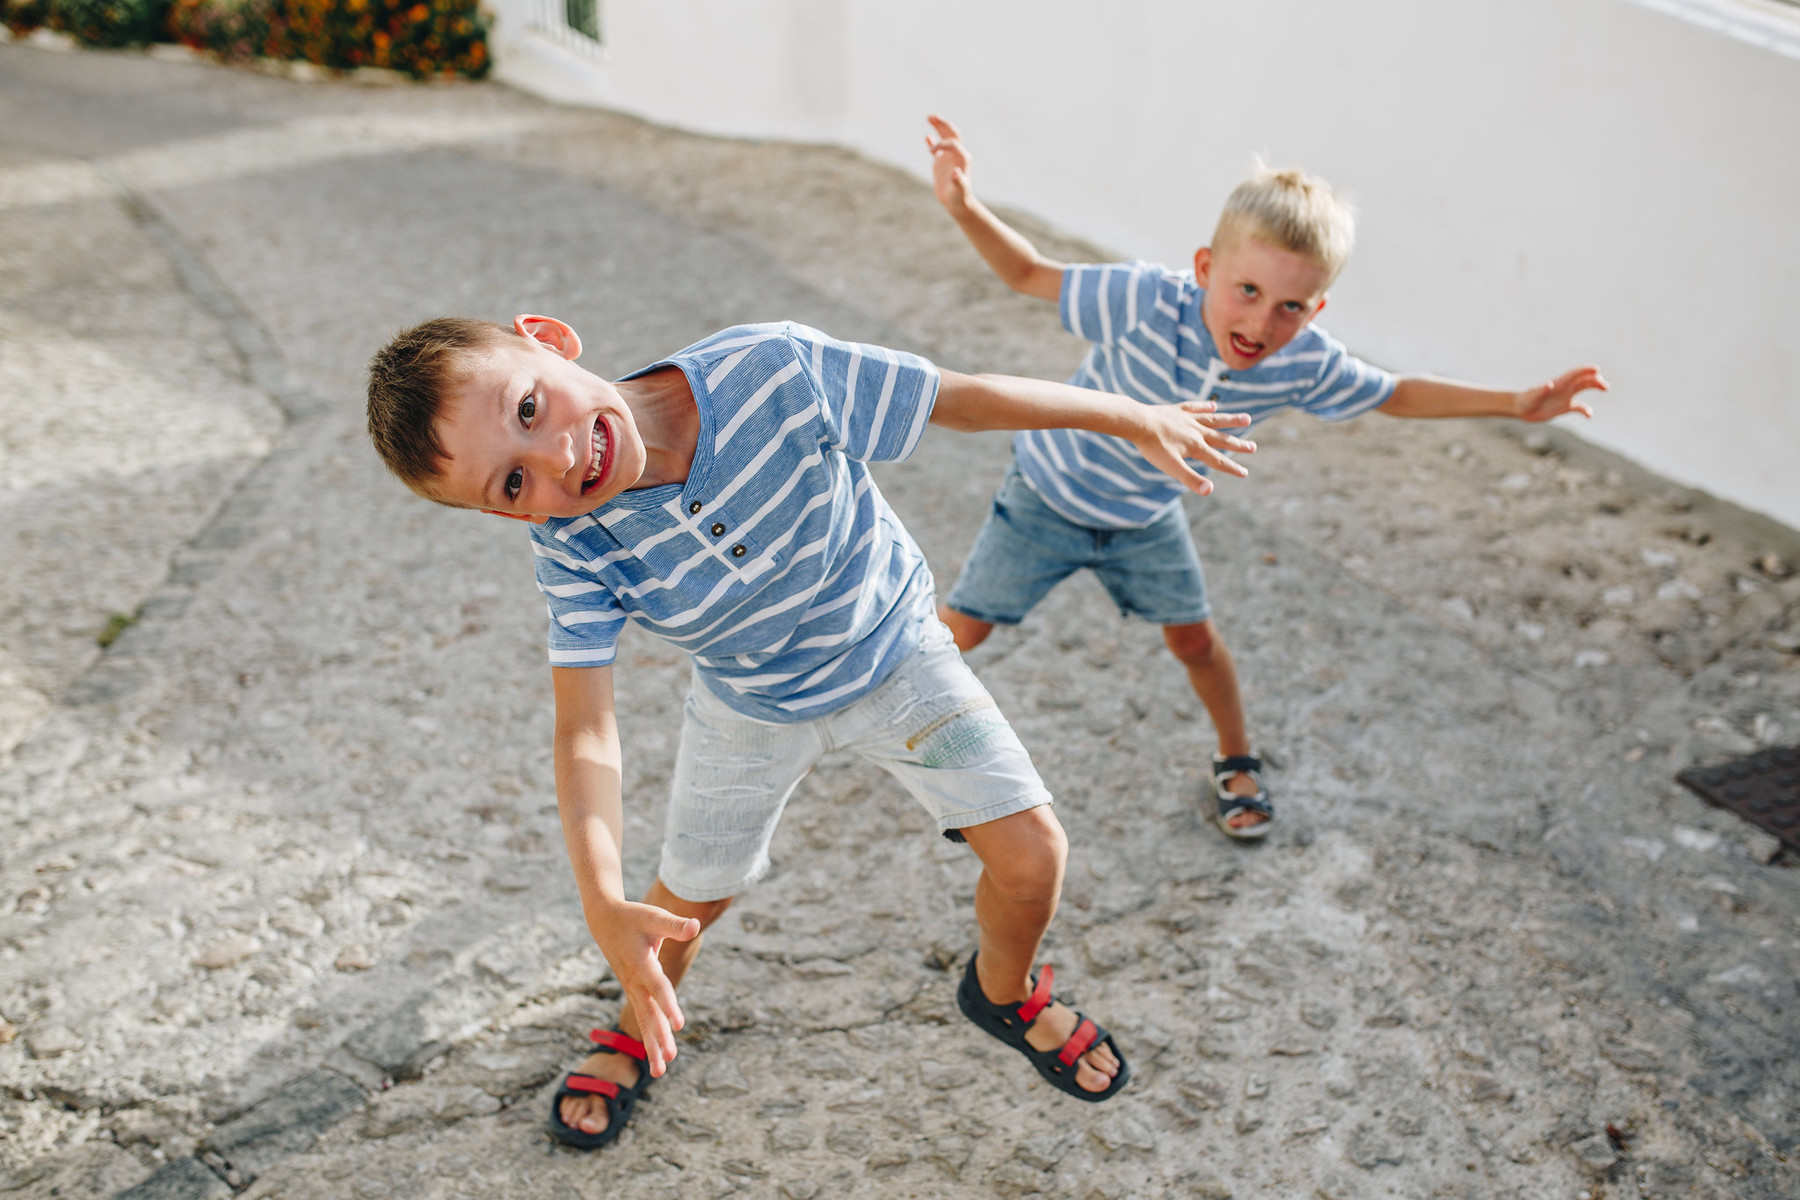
[1,0,53,36]
[5,0,170,45]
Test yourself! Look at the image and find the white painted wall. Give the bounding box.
[490,0,1800,531]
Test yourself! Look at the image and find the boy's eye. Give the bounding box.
[1282,301,1303,314]
[1240,284,1257,298]
[506,468,523,500]
[518,393,537,423]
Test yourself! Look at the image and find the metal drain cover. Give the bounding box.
[1677,745,1800,853]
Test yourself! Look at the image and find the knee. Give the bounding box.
[651,881,735,932]
[939,605,993,652]
[1164,621,1223,668]
[977,809,1067,904]
[686,896,736,930]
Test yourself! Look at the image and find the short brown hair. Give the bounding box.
[366,317,515,502]
[1213,163,1355,284]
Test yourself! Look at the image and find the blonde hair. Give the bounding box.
[1213,163,1355,283]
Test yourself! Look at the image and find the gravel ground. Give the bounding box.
[2,40,1798,1200]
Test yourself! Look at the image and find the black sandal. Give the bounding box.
[547,1028,649,1150]
[956,953,1130,1102]
[1211,753,1273,840]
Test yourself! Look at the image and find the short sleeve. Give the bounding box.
[1294,329,1398,421]
[1060,261,1163,347]
[786,326,940,463]
[531,532,628,667]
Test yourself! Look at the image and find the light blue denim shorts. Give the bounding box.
[945,465,1212,627]
[659,620,1052,902]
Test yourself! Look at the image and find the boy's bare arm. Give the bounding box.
[1379,366,1608,422]
[927,115,1064,302]
[552,664,698,1077]
[932,370,1255,496]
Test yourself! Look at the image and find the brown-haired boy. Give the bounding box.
[367,313,1258,1143]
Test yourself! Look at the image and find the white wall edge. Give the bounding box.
[488,29,614,110]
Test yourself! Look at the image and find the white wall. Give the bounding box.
[491,0,1800,532]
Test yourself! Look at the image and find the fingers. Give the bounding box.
[926,113,961,140]
[1178,399,1251,427]
[651,910,701,943]
[1198,449,1250,478]
[1204,431,1257,457]
[624,956,684,1077]
[1153,449,1215,494]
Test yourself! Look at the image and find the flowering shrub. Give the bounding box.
[163,0,271,60]
[168,0,489,76]
[271,0,488,77]
[8,0,488,78]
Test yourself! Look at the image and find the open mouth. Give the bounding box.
[1229,332,1265,361]
[580,417,611,494]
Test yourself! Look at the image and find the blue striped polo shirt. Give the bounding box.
[1014,260,1396,529]
[529,323,941,723]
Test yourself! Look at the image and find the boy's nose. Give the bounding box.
[529,429,579,477]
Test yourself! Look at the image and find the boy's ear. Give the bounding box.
[481,508,550,525]
[514,314,582,361]
[1192,246,1213,288]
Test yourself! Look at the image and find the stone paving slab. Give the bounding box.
[1,41,1798,1200]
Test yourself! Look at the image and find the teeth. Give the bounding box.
[585,423,608,483]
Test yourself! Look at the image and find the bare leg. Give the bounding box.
[958,807,1120,1092]
[1163,619,1265,830]
[559,879,733,1136]
[938,604,995,652]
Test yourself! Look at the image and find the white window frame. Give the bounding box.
[526,0,604,60]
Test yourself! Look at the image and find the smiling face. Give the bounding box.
[1194,237,1333,371]
[430,317,648,521]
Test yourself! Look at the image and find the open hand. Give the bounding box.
[1515,365,1608,422]
[594,900,700,1078]
[925,114,973,212]
[1133,400,1256,495]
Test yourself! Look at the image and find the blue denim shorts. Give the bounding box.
[659,620,1052,902]
[945,465,1211,627]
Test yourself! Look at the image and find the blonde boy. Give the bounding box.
[925,115,1607,839]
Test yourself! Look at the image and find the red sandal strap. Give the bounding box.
[563,1073,620,1098]
[1058,1018,1100,1067]
[1016,964,1055,1024]
[590,1029,647,1060]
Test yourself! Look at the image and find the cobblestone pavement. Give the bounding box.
[3,40,1799,1200]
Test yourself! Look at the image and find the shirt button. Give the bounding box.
[1209,392,1220,401]
[711,522,726,536]
[1219,373,1230,381]
[731,544,747,558]
[688,501,703,514]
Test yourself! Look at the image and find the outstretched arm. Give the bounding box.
[926,115,1064,302]
[551,665,698,1079]
[931,370,1255,495]
[1378,365,1608,422]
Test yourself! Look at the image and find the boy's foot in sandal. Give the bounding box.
[1211,753,1272,840]
[549,1028,649,1150]
[958,953,1130,1100]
